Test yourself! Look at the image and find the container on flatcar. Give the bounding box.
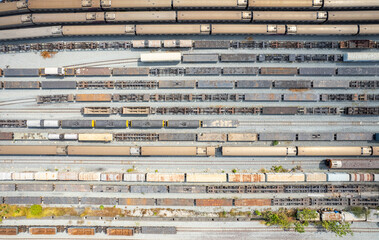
[220,53,256,62]
[350,173,374,182]
[131,120,163,128]
[67,228,95,235]
[118,198,155,205]
[4,81,40,89]
[185,67,221,75]
[0,132,13,140]
[266,173,305,182]
[260,67,297,75]
[202,120,238,128]
[100,173,123,181]
[182,54,219,62]
[228,173,265,182]
[113,67,150,76]
[146,173,185,182]
[78,133,113,142]
[326,173,350,181]
[3,68,40,77]
[274,80,311,89]
[57,172,79,181]
[0,172,12,180]
[12,172,34,181]
[78,172,101,181]
[197,133,227,142]
[305,173,327,182]
[196,199,233,206]
[123,173,146,182]
[228,133,257,142]
[107,228,134,236]
[159,133,196,141]
[29,227,56,235]
[34,172,58,181]
[262,107,299,115]
[186,173,227,182]
[163,39,193,48]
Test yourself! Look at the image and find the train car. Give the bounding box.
[34,172,58,181]
[118,198,155,205]
[57,172,79,181]
[78,172,101,181]
[105,11,176,22]
[253,11,327,22]
[136,24,210,34]
[113,67,150,76]
[67,227,95,235]
[32,12,105,24]
[140,146,215,156]
[266,173,305,182]
[157,198,194,206]
[173,0,248,9]
[0,0,28,15]
[101,0,172,9]
[0,227,18,235]
[12,172,34,181]
[260,67,298,75]
[350,173,374,181]
[78,134,113,142]
[228,173,265,182]
[197,133,227,142]
[95,120,128,128]
[61,120,94,128]
[228,133,258,142]
[122,107,150,115]
[4,81,40,89]
[323,0,379,9]
[177,11,251,21]
[82,107,113,115]
[297,146,372,156]
[326,159,379,169]
[29,227,56,235]
[0,26,62,41]
[100,173,123,181]
[359,24,379,34]
[328,11,379,22]
[41,81,76,89]
[0,146,65,155]
[62,25,135,36]
[68,146,138,156]
[235,199,272,206]
[130,120,163,128]
[187,173,227,182]
[159,133,196,141]
[107,228,133,236]
[211,24,286,34]
[248,0,322,9]
[166,120,200,128]
[0,14,33,29]
[305,173,327,182]
[287,24,359,35]
[196,199,233,206]
[27,0,101,11]
[146,173,185,182]
[123,173,146,182]
[75,94,112,102]
[0,132,13,140]
[222,146,296,156]
[163,39,193,48]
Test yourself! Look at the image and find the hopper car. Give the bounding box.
[2,0,379,17]
[2,24,379,40]
[0,145,378,156]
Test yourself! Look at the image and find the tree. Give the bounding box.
[294,222,305,233]
[297,209,318,225]
[262,211,292,230]
[321,221,353,237]
[30,205,42,216]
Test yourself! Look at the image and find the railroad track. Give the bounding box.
[63,58,139,68]
[0,98,36,106]
[240,121,379,126]
[0,108,80,113]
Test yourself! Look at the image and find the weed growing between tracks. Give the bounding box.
[0,204,77,220]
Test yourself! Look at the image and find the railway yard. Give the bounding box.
[1,0,379,239]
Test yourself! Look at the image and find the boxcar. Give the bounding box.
[196,199,233,206]
[156,198,194,206]
[234,199,272,206]
[67,227,95,235]
[0,227,18,235]
[146,173,185,182]
[29,227,56,235]
[107,228,134,236]
[118,198,155,205]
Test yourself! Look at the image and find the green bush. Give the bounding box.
[99,205,104,210]
[262,211,291,230]
[321,221,353,237]
[30,205,42,216]
[346,206,367,218]
[254,210,261,216]
[232,169,237,173]
[294,222,305,233]
[272,140,279,146]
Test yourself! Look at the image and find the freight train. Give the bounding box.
[2,66,379,77]
[0,145,378,156]
[1,132,377,143]
[1,0,379,16]
[1,171,379,183]
[1,23,379,41]
[1,40,378,54]
[2,80,378,90]
[2,10,379,29]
